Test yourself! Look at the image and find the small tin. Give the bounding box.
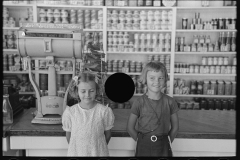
[207,57,213,65]
[231,66,236,74]
[205,66,210,74]
[216,66,221,74]
[202,57,207,65]
[194,65,200,73]
[223,57,229,65]
[218,57,224,65]
[213,57,218,65]
[226,66,232,74]
[220,65,226,74]
[210,66,216,74]
[182,18,188,29]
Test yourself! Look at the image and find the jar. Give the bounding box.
[54,9,61,18]
[217,80,224,95]
[200,99,207,110]
[224,81,231,95]
[232,57,236,65]
[205,66,210,74]
[223,57,229,65]
[215,100,222,110]
[229,99,235,110]
[231,81,236,95]
[47,9,54,18]
[179,102,186,109]
[189,65,194,73]
[193,102,200,110]
[231,66,236,74]
[207,57,213,65]
[210,80,217,95]
[190,80,197,94]
[202,57,207,65]
[210,66,215,74]
[39,9,47,18]
[220,65,226,74]
[208,99,214,110]
[213,57,218,65]
[218,57,224,65]
[216,66,221,74]
[222,100,228,110]
[200,65,205,74]
[197,81,203,94]
[203,80,209,95]
[226,66,232,74]
[186,101,193,110]
[194,65,199,73]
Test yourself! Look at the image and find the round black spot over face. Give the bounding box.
[104,73,135,103]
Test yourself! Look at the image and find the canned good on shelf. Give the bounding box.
[224,81,232,95]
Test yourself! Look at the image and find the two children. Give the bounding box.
[62,61,179,157]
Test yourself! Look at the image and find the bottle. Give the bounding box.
[231,32,236,52]
[225,32,231,52]
[3,94,13,125]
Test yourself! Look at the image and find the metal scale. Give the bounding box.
[18,26,83,124]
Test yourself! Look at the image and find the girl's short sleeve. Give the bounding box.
[170,98,180,115]
[62,106,72,132]
[103,107,115,131]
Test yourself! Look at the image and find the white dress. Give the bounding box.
[62,103,115,157]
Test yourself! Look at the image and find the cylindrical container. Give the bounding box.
[208,99,214,110]
[207,57,213,65]
[218,57,224,65]
[216,66,221,74]
[220,66,226,74]
[231,81,236,95]
[194,65,199,73]
[182,18,188,29]
[224,81,231,95]
[210,66,215,74]
[213,57,218,65]
[222,100,228,110]
[203,80,209,95]
[202,57,207,65]
[226,66,232,74]
[200,99,207,110]
[231,66,236,74]
[215,100,222,110]
[217,80,224,95]
[210,80,217,95]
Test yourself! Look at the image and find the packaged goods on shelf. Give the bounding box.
[175,32,236,52]
[177,97,235,110]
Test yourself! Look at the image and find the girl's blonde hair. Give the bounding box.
[139,61,168,85]
[68,72,100,102]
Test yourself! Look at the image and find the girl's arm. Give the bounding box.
[168,113,179,143]
[104,130,111,144]
[66,132,71,144]
[127,113,138,141]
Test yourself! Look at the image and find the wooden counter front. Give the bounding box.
[8,108,235,139]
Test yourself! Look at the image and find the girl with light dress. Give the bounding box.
[62,72,115,156]
[127,61,179,157]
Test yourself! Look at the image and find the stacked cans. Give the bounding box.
[3,7,16,27]
[85,10,91,28]
[107,60,143,73]
[3,30,17,49]
[77,9,84,28]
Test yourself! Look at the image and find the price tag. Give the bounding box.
[207,89,214,95]
[118,1,125,7]
[122,67,129,73]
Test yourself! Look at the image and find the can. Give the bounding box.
[226,66,232,74]
[220,65,226,74]
[194,65,199,73]
[223,57,229,65]
[218,57,224,65]
[210,66,215,74]
[216,66,221,74]
[205,66,210,74]
[207,57,213,65]
[200,65,205,74]
[231,66,236,74]
[213,57,218,65]
[202,57,207,65]
[233,57,236,65]
[224,81,232,95]
[182,18,188,29]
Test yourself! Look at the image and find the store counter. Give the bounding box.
[8,108,236,157]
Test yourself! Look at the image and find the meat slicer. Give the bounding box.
[18,25,83,124]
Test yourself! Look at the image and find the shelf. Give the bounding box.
[3,27,20,30]
[107,52,171,55]
[83,29,103,32]
[173,94,236,98]
[19,92,35,95]
[107,72,141,75]
[107,6,174,10]
[176,6,237,9]
[3,2,35,7]
[108,30,171,32]
[176,29,237,32]
[3,49,18,52]
[33,70,73,74]
[175,52,236,55]
[36,4,104,9]
[174,74,236,77]
[3,71,28,74]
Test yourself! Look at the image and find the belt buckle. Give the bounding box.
[151,135,157,142]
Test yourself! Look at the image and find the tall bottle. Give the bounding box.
[3,94,13,125]
[231,32,236,52]
[225,32,231,52]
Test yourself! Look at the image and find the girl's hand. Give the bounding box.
[127,113,138,141]
[104,130,111,144]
